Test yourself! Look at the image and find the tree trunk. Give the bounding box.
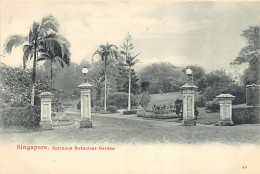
[104,70,107,111]
[104,61,107,111]
[31,42,37,106]
[51,59,53,86]
[128,67,131,111]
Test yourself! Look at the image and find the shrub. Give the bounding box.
[232,106,260,124]
[174,99,183,116]
[205,100,220,112]
[196,97,207,107]
[0,105,40,127]
[246,85,260,106]
[77,101,81,110]
[107,92,138,109]
[123,110,137,115]
[107,106,117,113]
[137,92,151,108]
[0,63,63,111]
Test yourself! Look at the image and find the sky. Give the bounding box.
[0,1,259,76]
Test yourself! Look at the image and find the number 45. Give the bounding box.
[242,166,247,169]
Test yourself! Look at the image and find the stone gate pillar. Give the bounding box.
[180,83,198,126]
[216,94,235,126]
[180,69,198,126]
[78,83,93,128]
[39,92,53,129]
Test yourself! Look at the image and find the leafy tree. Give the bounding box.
[120,32,139,111]
[37,34,71,85]
[116,64,139,95]
[231,26,260,85]
[4,15,62,105]
[92,42,118,111]
[139,63,186,93]
[197,69,245,106]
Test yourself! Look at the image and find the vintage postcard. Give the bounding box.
[0,0,260,173]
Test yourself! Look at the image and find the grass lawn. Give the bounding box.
[148,91,200,108]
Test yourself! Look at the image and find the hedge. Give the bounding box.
[107,92,138,109]
[205,101,220,112]
[0,105,40,127]
[232,106,259,124]
[123,110,137,115]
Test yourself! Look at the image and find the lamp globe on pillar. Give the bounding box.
[78,66,93,128]
[179,68,198,126]
[185,68,193,84]
[82,67,88,83]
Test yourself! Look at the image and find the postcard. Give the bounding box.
[0,0,260,173]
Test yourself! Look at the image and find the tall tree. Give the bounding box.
[4,15,61,105]
[120,32,139,111]
[231,26,260,85]
[37,34,71,85]
[116,61,139,94]
[92,42,118,111]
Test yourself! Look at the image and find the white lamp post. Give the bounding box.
[78,67,93,128]
[82,67,89,83]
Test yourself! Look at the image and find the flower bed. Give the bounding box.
[137,111,179,119]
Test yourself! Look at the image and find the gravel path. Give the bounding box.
[1,113,260,145]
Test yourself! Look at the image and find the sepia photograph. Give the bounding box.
[0,0,260,173]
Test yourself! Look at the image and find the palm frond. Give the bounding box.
[4,35,27,54]
[41,21,59,32]
[108,44,118,50]
[38,52,51,60]
[41,38,65,58]
[55,56,65,68]
[41,15,59,29]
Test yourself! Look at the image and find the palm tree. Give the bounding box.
[92,42,118,111]
[120,33,139,111]
[37,34,71,85]
[4,15,61,105]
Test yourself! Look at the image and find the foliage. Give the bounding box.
[137,92,151,108]
[93,42,118,111]
[4,15,65,105]
[106,92,138,109]
[123,110,137,115]
[205,100,220,112]
[174,99,183,117]
[37,34,71,83]
[232,106,259,124]
[0,105,40,127]
[231,26,260,85]
[139,63,186,93]
[0,63,63,111]
[149,104,175,114]
[119,32,140,111]
[227,84,246,105]
[116,61,139,94]
[246,85,260,106]
[198,69,237,106]
[106,105,117,113]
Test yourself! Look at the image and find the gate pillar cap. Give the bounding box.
[39,92,53,99]
[180,82,198,90]
[216,93,235,100]
[78,82,93,89]
[246,83,260,87]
